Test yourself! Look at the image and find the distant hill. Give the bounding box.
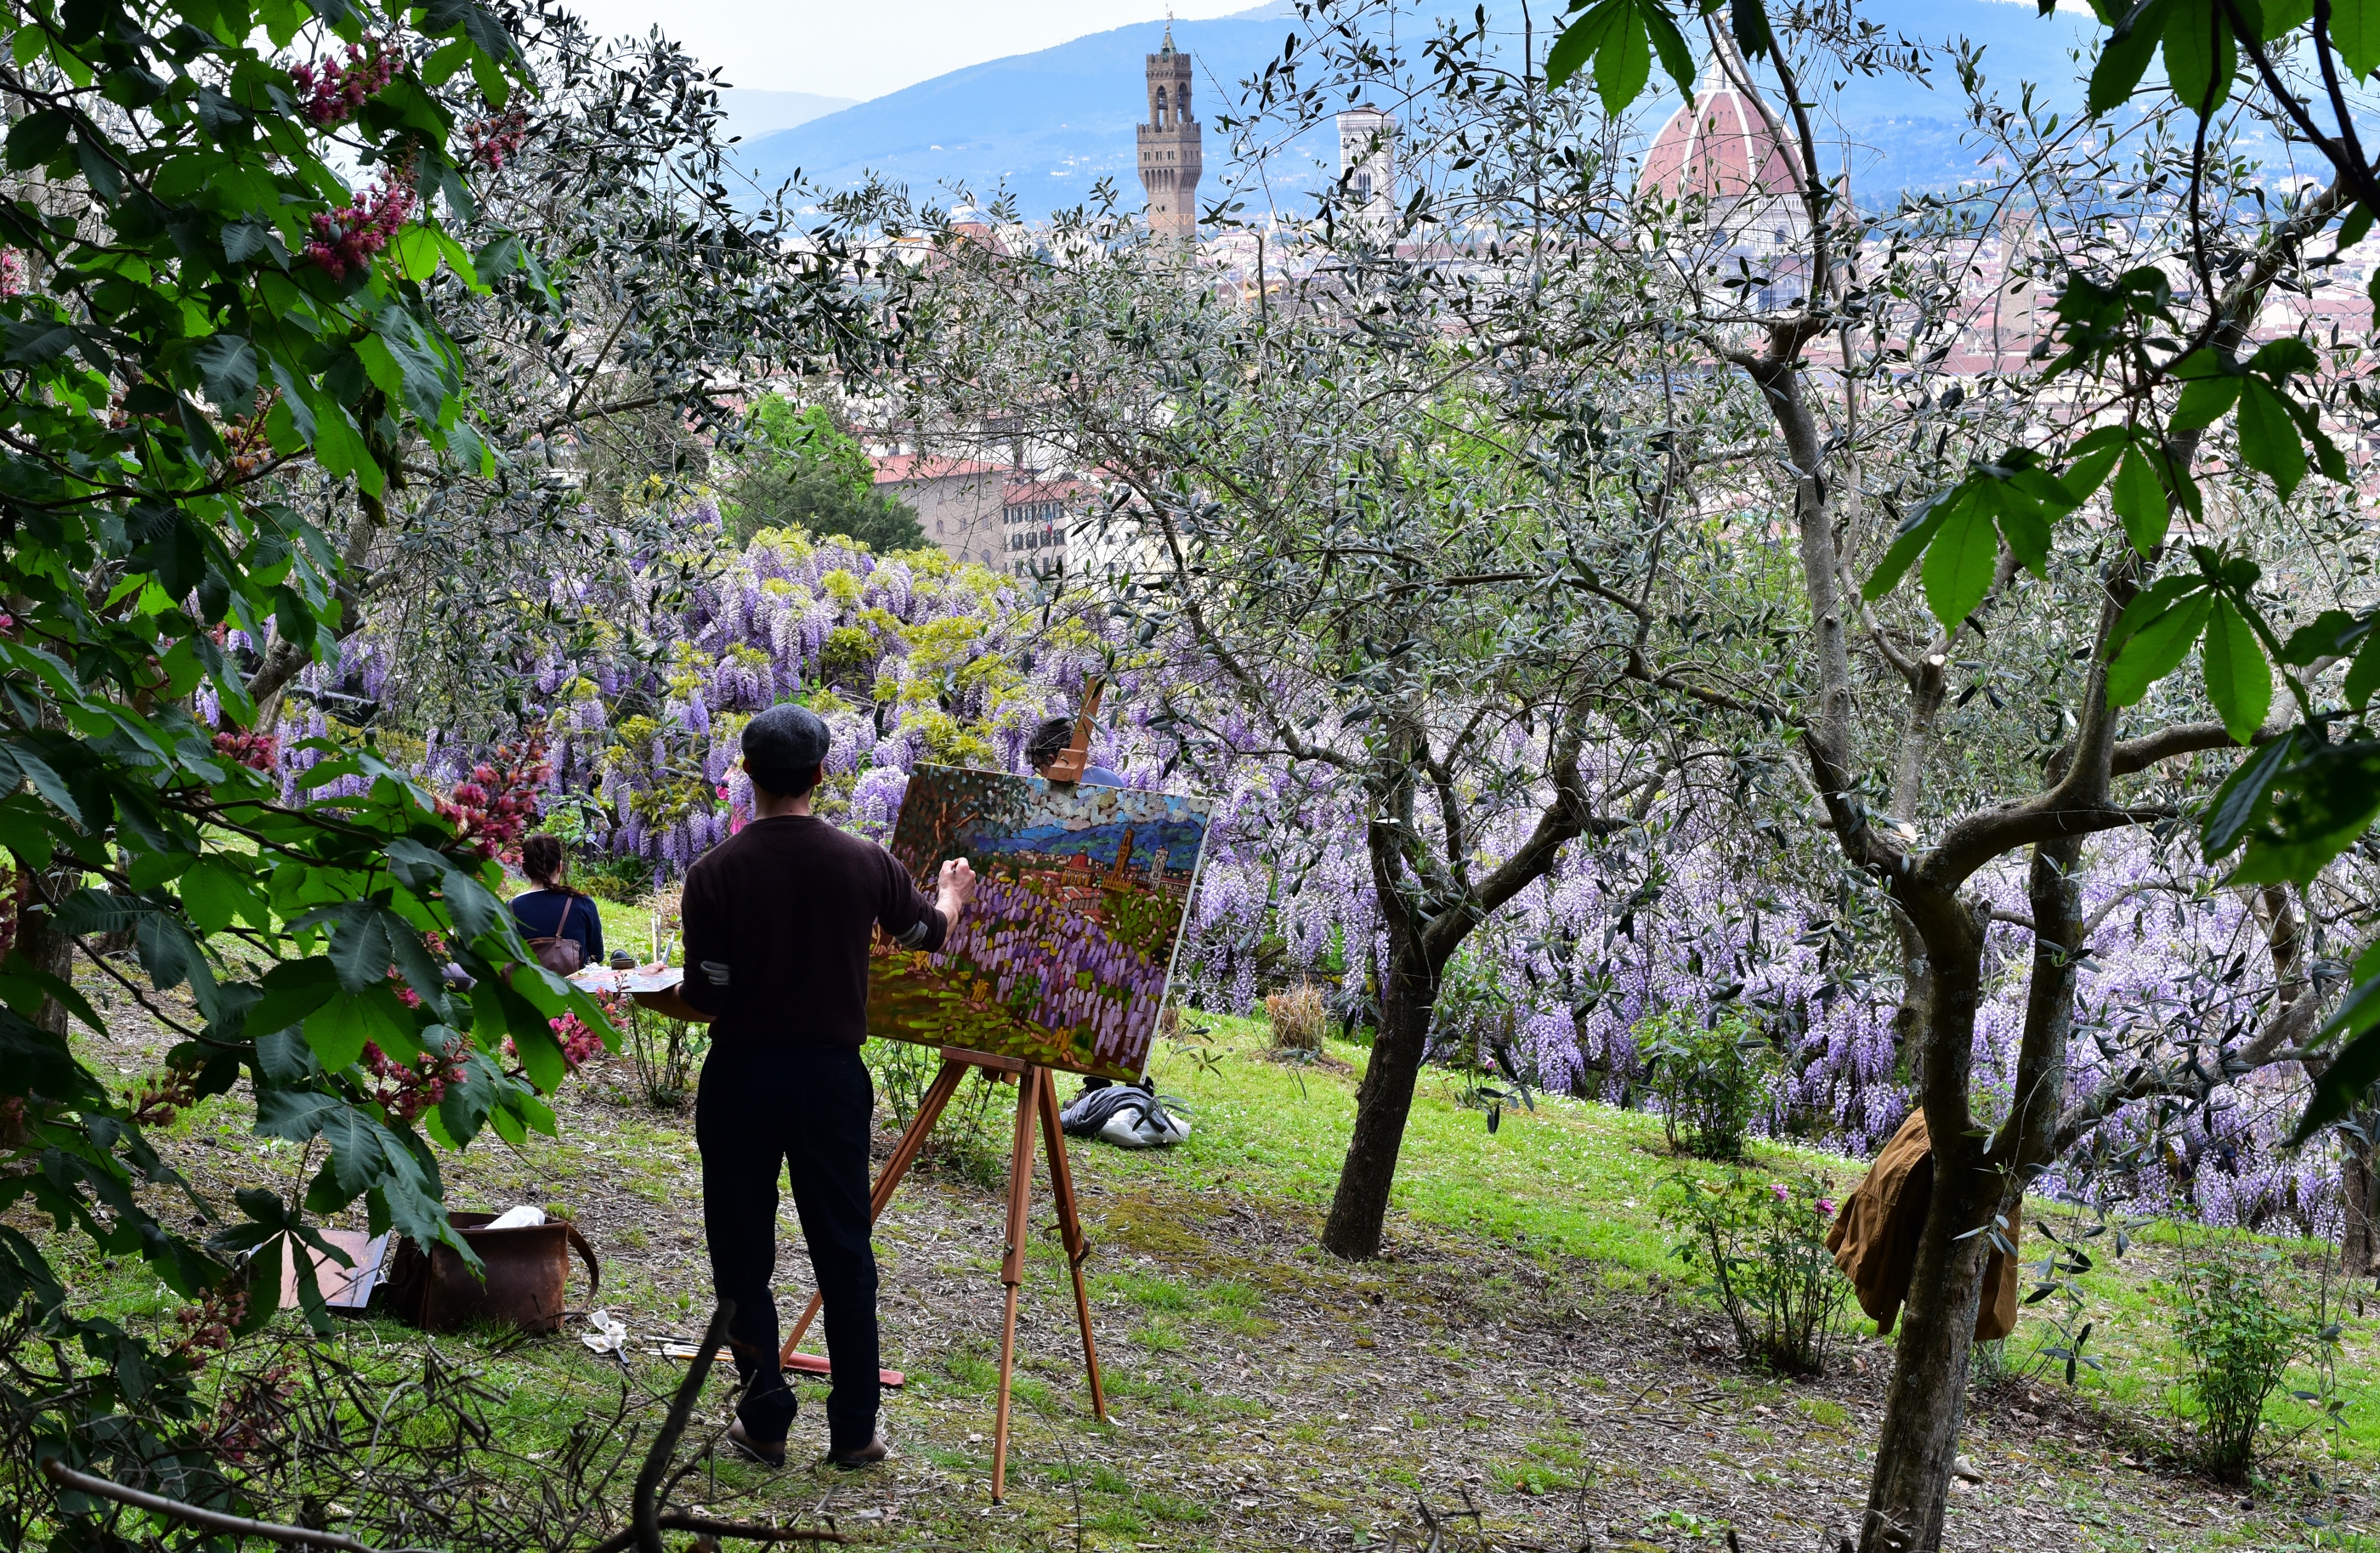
[734,2,2111,213]
[734,9,1318,209]
[717,88,860,143]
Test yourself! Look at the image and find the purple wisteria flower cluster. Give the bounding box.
[258,515,2352,1238]
[934,872,1173,1068]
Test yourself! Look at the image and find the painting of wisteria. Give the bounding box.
[870,764,1212,1080]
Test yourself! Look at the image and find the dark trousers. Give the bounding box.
[694,1040,880,1452]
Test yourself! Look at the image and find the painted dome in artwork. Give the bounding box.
[1638,52,1805,206]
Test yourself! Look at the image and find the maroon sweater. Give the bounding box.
[677,814,946,1046]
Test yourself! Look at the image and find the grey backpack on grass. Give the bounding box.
[1059,1081,1191,1148]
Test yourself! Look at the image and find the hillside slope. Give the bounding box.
[718,88,859,141]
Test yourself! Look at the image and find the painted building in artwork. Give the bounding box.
[1336,105,1397,235]
[1136,26,1202,241]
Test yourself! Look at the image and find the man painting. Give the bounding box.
[636,705,976,1467]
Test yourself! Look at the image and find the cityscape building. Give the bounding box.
[1000,477,1083,580]
[1336,106,1397,236]
[1136,26,1202,242]
[870,453,1009,567]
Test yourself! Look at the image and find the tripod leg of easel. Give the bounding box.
[869,1058,968,1217]
[1036,1071,1108,1422]
[780,1057,966,1365]
[989,1064,1042,1504]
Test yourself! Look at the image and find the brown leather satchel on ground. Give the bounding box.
[381,1212,601,1335]
[1825,1110,2020,1341]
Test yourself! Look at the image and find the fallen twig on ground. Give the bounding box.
[594,1301,855,1551]
[38,1458,420,1553]
[632,1301,731,1553]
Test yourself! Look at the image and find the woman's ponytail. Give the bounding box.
[520,833,581,895]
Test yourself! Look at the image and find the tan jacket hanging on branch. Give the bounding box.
[1826,1110,2021,1341]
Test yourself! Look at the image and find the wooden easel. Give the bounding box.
[778,1046,1107,1501]
[1039,677,1104,784]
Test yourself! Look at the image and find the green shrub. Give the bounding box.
[606,995,708,1109]
[821,626,877,677]
[2173,1244,2339,1482]
[1969,1336,2015,1390]
[536,793,609,848]
[932,1070,1015,1192]
[1641,1009,1776,1159]
[864,1040,1010,1191]
[718,395,924,550]
[575,851,653,905]
[869,1036,945,1133]
[726,475,926,552]
[1660,1169,1848,1376]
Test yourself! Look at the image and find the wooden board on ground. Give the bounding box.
[660,1340,904,1388]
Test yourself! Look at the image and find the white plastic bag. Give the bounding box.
[1064,1085,1192,1149]
[581,1307,628,1358]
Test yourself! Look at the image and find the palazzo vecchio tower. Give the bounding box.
[1136,26,1201,241]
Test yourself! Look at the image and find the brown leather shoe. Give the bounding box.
[828,1433,888,1470]
[726,1418,785,1468]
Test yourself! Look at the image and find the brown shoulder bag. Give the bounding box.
[528,894,586,976]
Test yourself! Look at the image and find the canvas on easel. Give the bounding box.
[867,763,1213,1080]
[779,757,1212,1499]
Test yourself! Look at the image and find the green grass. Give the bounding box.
[1117,1013,1854,1281]
[1111,1014,2379,1467]
[31,978,2380,1550]
[65,992,2380,1479]
[1093,1265,1274,1340]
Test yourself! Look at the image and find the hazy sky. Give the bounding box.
[558,0,1253,101]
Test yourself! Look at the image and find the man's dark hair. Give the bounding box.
[745,704,831,797]
[1025,715,1076,772]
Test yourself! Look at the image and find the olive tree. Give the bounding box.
[854,145,1781,1254]
[235,9,880,740]
[1534,1,2380,1546]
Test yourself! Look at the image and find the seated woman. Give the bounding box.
[1025,715,1124,787]
[511,834,604,972]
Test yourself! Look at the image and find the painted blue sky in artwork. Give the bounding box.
[964,816,1208,876]
[894,763,1216,881]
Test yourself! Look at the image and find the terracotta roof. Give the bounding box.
[1640,55,1805,205]
[871,454,1009,485]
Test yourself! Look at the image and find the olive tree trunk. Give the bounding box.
[1862,1164,1997,1552]
[1319,712,1606,1261]
[1321,932,1442,1259]
[1857,881,1993,1551]
[2342,1125,2379,1279]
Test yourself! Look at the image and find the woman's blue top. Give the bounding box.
[512,889,604,963]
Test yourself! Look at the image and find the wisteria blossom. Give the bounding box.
[259,515,2355,1234]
